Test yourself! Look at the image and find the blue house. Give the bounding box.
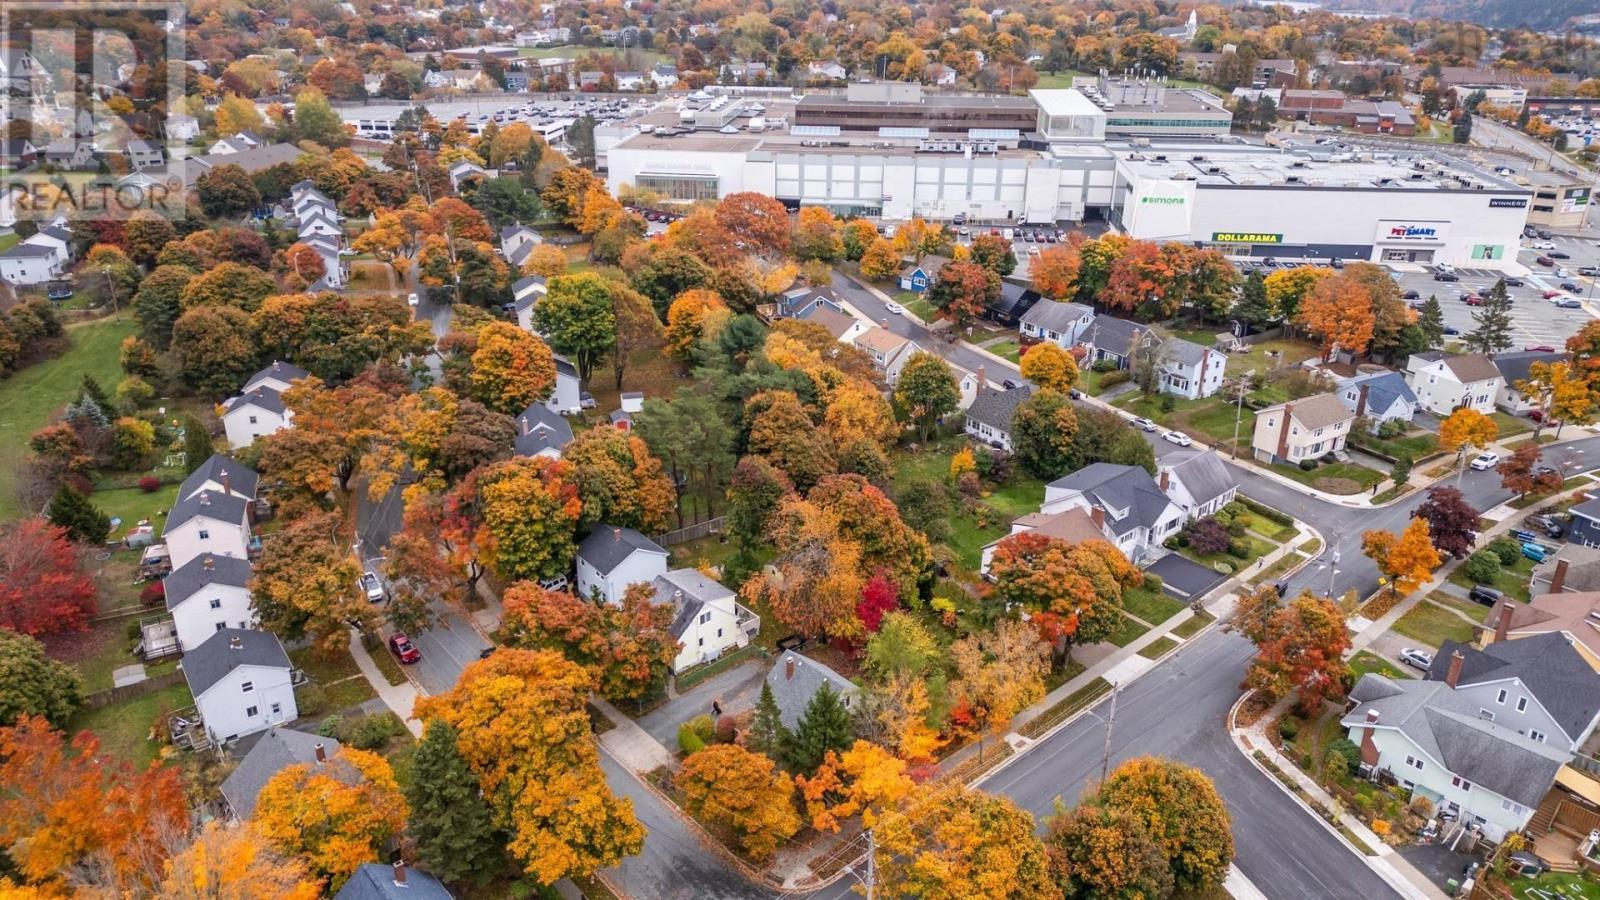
[1569,497,1600,549]
[897,255,951,293]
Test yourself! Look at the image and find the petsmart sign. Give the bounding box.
[1375,219,1448,244]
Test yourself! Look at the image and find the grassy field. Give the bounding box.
[1503,871,1600,900]
[1106,613,1152,647]
[1391,599,1479,646]
[290,646,378,712]
[1269,460,1386,495]
[1032,71,1089,89]
[1349,650,1412,681]
[91,483,181,540]
[1426,588,1492,623]
[0,233,17,252]
[1350,430,1439,460]
[518,45,668,67]
[895,290,935,322]
[1122,584,1186,625]
[891,437,1044,571]
[1217,337,1320,380]
[1171,609,1215,639]
[1138,636,1178,659]
[0,313,136,520]
[981,336,1022,364]
[1488,411,1532,438]
[1116,393,1251,447]
[70,682,193,767]
[1181,533,1276,574]
[1448,553,1535,600]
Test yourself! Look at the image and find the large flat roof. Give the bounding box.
[1114,144,1528,192]
[1029,89,1103,119]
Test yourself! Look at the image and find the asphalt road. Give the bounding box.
[830,271,1010,379]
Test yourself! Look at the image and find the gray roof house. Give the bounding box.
[766,653,859,730]
[244,360,310,393]
[181,628,290,699]
[1493,350,1570,413]
[1337,370,1419,427]
[1084,315,1160,370]
[576,525,670,604]
[1040,463,1186,562]
[179,453,259,501]
[651,568,760,669]
[163,552,253,614]
[964,383,1034,452]
[513,403,574,458]
[1156,336,1227,400]
[1426,634,1600,748]
[335,863,453,900]
[164,489,251,537]
[1018,299,1094,349]
[220,728,342,819]
[1159,448,1238,520]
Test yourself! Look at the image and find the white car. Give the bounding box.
[1132,416,1158,432]
[360,571,386,603]
[407,293,420,307]
[884,301,904,315]
[1027,245,1041,256]
[1161,430,1193,447]
[1470,451,1501,471]
[1531,240,1556,250]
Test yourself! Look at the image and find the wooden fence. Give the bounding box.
[654,516,726,547]
[83,670,185,710]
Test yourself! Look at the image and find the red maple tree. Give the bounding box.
[0,519,97,637]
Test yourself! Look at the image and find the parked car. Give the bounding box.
[1132,416,1158,432]
[388,632,421,664]
[1524,346,1557,354]
[537,575,569,592]
[1543,289,1563,299]
[1531,240,1556,250]
[1536,256,1556,267]
[1161,430,1193,447]
[1528,515,1565,538]
[360,571,385,603]
[1330,258,1344,269]
[1468,585,1503,606]
[884,300,904,315]
[1399,648,1433,670]
[1502,277,1524,287]
[1442,325,1460,336]
[1461,294,1483,306]
[1562,282,1582,293]
[1433,272,1459,282]
[1549,251,1571,260]
[1002,378,1022,390]
[1558,298,1584,309]
[1524,542,1550,563]
[1401,290,1420,300]
[1579,267,1600,277]
[407,293,419,307]
[1470,451,1500,471]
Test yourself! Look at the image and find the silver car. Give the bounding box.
[1399,648,1433,671]
[360,571,386,603]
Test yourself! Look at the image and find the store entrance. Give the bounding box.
[1382,248,1435,264]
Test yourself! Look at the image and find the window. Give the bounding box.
[1496,689,1507,705]
[1404,755,1424,771]
[697,637,704,647]
[270,703,281,716]
[1502,798,1525,815]
[247,415,258,425]
[1451,776,1473,792]
[1530,729,1546,743]
[241,681,254,693]
[1516,697,1528,713]
[699,612,711,625]
[198,529,210,540]
[717,628,723,638]
[1480,709,1495,721]
[215,622,226,631]
[245,706,258,718]
[636,173,719,201]
[209,598,222,609]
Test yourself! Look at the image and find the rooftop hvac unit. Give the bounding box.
[1152,154,1168,161]
[1409,172,1425,180]
[1291,160,1308,168]
[1284,175,1302,184]
[1191,154,1207,162]
[1205,166,1223,174]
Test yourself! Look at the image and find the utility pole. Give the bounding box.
[1327,547,1340,599]
[865,828,876,900]
[1098,682,1120,784]
[1230,369,1254,459]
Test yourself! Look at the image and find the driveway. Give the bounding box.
[635,657,766,748]
[1146,553,1228,600]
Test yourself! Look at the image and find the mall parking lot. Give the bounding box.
[1390,236,1600,348]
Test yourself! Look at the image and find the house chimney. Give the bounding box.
[220,470,231,495]
[203,554,214,570]
[314,742,326,763]
[392,861,407,886]
[229,635,242,651]
[1090,505,1106,529]
[1551,557,1570,594]
[1159,469,1170,492]
[1355,383,1370,418]
[1494,600,1512,644]
[612,527,621,541]
[520,415,530,435]
[1445,650,1464,688]
[977,365,986,389]
[785,656,795,681]
[1360,710,1380,766]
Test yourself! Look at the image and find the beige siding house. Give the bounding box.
[1251,392,1356,465]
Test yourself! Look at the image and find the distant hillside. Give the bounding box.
[1318,0,1592,31]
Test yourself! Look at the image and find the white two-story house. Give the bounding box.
[221,386,292,449]
[1039,463,1186,564]
[1404,351,1504,416]
[164,553,256,652]
[575,526,669,605]
[1158,449,1239,520]
[179,453,258,504]
[651,568,760,672]
[162,490,252,571]
[964,381,1033,452]
[1251,392,1355,466]
[183,629,297,745]
[1159,337,1227,400]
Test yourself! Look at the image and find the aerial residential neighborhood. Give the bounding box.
[3,1,1600,899]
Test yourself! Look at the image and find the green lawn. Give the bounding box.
[1218,337,1321,380]
[91,483,181,540]
[70,682,193,767]
[1138,636,1178,659]
[890,437,1044,572]
[1116,393,1250,446]
[0,233,17,252]
[1171,609,1215,639]
[1505,871,1600,900]
[1391,600,1479,646]
[1425,589,1492,623]
[982,337,1022,364]
[290,646,378,711]
[1269,461,1386,495]
[1105,613,1152,647]
[1076,367,1124,396]
[1488,411,1532,438]
[895,291,935,322]
[1180,533,1276,574]
[1032,71,1088,89]
[518,45,668,66]
[1122,584,1186,625]
[0,314,136,520]
[1349,430,1440,460]
[1349,650,1412,681]
[1448,553,1535,600]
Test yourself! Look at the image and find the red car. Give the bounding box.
[1524,345,1557,352]
[388,632,421,664]
[1543,290,1563,299]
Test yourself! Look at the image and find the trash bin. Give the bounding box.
[1445,878,1459,896]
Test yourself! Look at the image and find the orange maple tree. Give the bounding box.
[251,748,408,891]
[1030,244,1081,300]
[1296,273,1375,360]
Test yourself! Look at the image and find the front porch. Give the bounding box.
[1526,770,1600,874]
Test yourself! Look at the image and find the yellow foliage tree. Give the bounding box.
[1019,342,1079,393]
[675,745,801,862]
[160,821,320,900]
[1362,517,1442,599]
[1518,360,1593,438]
[664,289,728,363]
[522,244,569,278]
[252,749,407,892]
[1437,407,1498,459]
[950,447,977,481]
[795,740,915,832]
[469,321,557,415]
[823,380,898,448]
[860,238,903,282]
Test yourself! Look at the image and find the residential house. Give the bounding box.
[807,61,848,82]
[449,159,493,191]
[1493,350,1569,414]
[164,553,255,653]
[651,568,759,672]
[513,403,575,458]
[512,275,549,331]
[219,729,342,820]
[979,506,1116,575]
[720,61,769,83]
[546,355,583,415]
[1157,337,1227,400]
[800,305,869,344]
[1342,669,1569,842]
[180,453,258,504]
[765,653,858,729]
[1530,545,1600,598]
[335,863,453,900]
[1337,370,1419,430]
[853,326,921,385]
[1018,299,1094,350]
[163,490,252,571]
[19,225,73,270]
[503,71,530,93]
[610,392,644,431]
[126,140,165,171]
[42,139,95,170]
[516,27,572,47]
[1485,590,1600,672]
[615,72,647,91]
[965,382,1034,451]
[577,71,604,91]
[925,64,958,86]
[987,281,1041,326]
[650,64,679,88]
[0,139,38,169]
[1083,315,1159,371]
[501,224,542,268]
[221,386,292,448]
[575,526,669,605]
[1040,463,1186,564]
[1159,449,1239,520]
[0,242,62,285]
[243,360,309,395]
[175,143,304,189]
[207,131,263,156]
[773,286,845,320]
[1251,392,1356,465]
[184,629,297,745]
[0,46,45,96]
[1404,351,1504,416]
[897,255,951,293]
[1564,497,1600,549]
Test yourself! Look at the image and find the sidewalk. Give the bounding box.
[1232,697,1447,900]
[347,626,422,737]
[835,269,1023,373]
[591,697,677,774]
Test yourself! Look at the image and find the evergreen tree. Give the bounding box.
[1231,97,1254,131]
[405,719,504,887]
[747,681,789,759]
[181,414,213,474]
[782,682,854,774]
[1416,295,1445,348]
[1233,271,1275,328]
[1254,95,1278,129]
[47,484,111,545]
[1453,110,1473,144]
[566,114,597,168]
[79,375,112,412]
[1465,280,1513,354]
